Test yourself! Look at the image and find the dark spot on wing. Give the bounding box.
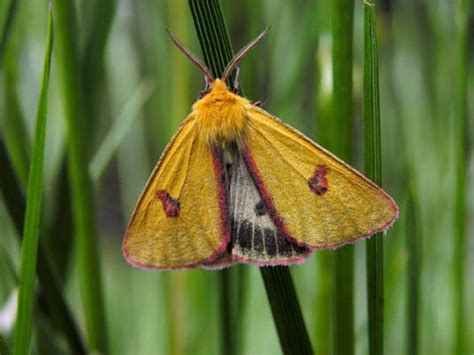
[308,165,329,196]
[156,190,180,217]
[254,200,267,216]
[277,234,293,255]
[233,220,251,250]
[231,219,310,260]
[253,226,264,253]
[264,229,277,256]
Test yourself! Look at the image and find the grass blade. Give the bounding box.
[43,163,74,283]
[363,3,384,354]
[54,0,108,351]
[1,0,30,189]
[0,139,86,355]
[1,70,30,189]
[188,1,313,354]
[218,269,236,354]
[89,79,155,183]
[332,0,355,354]
[42,0,116,289]
[406,189,421,355]
[0,139,25,233]
[0,333,11,355]
[35,247,86,354]
[314,251,333,354]
[453,0,472,353]
[0,0,18,65]
[0,331,11,355]
[80,0,117,132]
[12,6,53,354]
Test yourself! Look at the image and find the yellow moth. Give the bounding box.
[122,30,399,269]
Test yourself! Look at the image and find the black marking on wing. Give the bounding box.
[252,225,264,253]
[254,200,267,216]
[264,229,277,256]
[231,219,308,260]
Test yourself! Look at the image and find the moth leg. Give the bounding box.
[232,67,241,93]
[198,75,212,99]
[252,99,269,107]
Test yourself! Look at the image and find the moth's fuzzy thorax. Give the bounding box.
[193,79,250,147]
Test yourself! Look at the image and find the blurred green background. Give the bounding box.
[0,0,473,354]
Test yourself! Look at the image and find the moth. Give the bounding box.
[122,30,399,270]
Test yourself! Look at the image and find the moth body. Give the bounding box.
[193,79,249,147]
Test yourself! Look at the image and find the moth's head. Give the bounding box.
[193,79,241,113]
[166,28,268,97]
[210,79,229,93]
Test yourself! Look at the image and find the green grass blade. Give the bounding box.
[80,0,117,135]
[89,79,155,183]
[0,332,11,355]
[406,189,420,355]
[0,140,86,355]
[12,6,53,354]
[35,250,86,354]
[217,267,246,355]
[1,77,31,189]
[331,0,355,162]
[0,139,25,233]
[1,58,31,191]
[162,273,187,354]
[188,1,313,354]
[43,164,74,283]
[332,0,355,354]
[54,0,108,351]
[0,0,18,65]
[44,0,116,287]
[218,269,236,354]
[453,0,472,353]
[0,241,18,283]
[314,251,333,354]
[1,0,30,189]
[363,3,384,354]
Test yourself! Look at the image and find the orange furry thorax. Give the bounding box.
[192,79,250,146]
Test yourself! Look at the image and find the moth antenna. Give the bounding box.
[166,29,214,83]
[222,28,269,82]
